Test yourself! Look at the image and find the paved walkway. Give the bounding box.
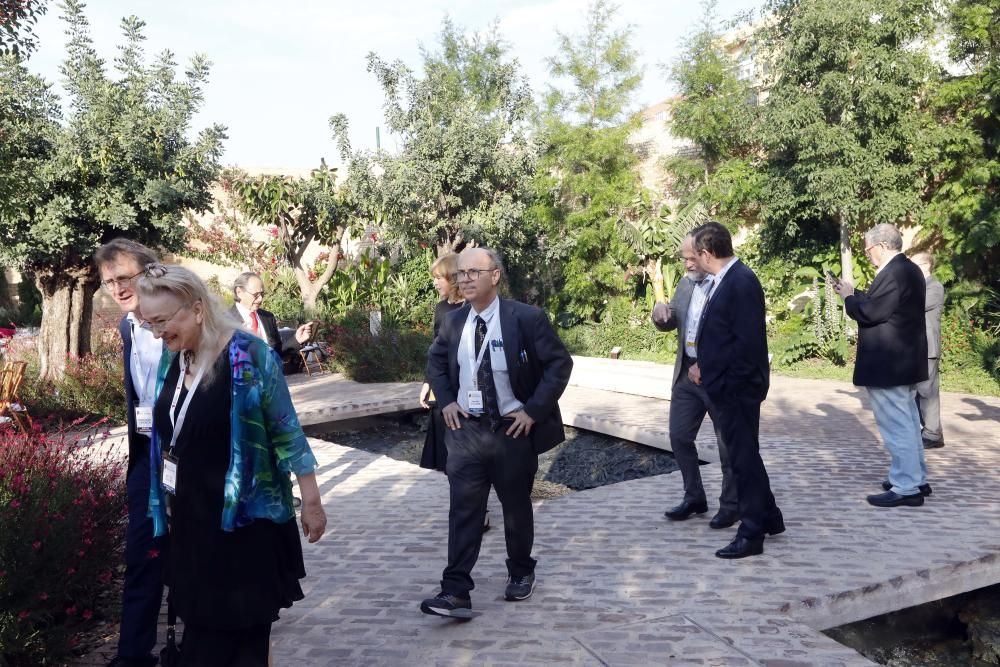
[74,359,1000,665]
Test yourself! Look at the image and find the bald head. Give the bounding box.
[456,247,503,311]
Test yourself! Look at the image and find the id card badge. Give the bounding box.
[161,453,178,495]
[467,390,484,411]
[135,404,153,434]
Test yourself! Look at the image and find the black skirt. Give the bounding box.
[154,348,306,630]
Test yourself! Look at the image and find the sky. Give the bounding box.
[25,0,763,170]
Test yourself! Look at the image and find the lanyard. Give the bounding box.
[129,322,155,404]
[464,310,501,388]
[165,350,206,455]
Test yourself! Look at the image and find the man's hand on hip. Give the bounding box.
[504,410,535,438]
[441,401,469,430]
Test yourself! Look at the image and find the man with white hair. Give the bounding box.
[834,224,931,507]
[910,252,945,449]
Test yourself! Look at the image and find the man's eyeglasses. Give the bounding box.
[864,243,882,257]
[100,270,143,291]
[140,303,191,334]
[453,267,497,282]
[243,290,265,300]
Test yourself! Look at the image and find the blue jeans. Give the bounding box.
[867,385,927,496]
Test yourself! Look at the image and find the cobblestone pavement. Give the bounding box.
[72,361,1000,665]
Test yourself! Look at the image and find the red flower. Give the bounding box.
[38,592,48,600]
[32,540,41,550]
[147,548,160,560]
[18,611,30,620]
[268,226,279,238]
[65,606,77,616]
[82,609,94,620]
[10,499,20,509]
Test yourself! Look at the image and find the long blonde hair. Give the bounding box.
[136,264,240,386]
[430,253,462,303]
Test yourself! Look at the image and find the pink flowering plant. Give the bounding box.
[0,424,126,665]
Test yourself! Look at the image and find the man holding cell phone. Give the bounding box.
[834,224,931,508]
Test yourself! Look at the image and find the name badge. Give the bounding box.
[685,338,697,348]
[467,390,484,411]
[161,454,178,495]
[135,405,153,434]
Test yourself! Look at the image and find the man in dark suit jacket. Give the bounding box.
[230,272,312,361]
[94,239,164,667]
[652,234,738,529]
[421,247,572,619]
[835,224,930,507]
[688,221,784,559]
[911,252,945,449]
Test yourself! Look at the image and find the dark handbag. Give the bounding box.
[159,596,181,667]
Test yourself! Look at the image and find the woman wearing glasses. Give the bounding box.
[136,264,326,666]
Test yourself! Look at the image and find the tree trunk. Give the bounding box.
[838,212,854,286]
[35,266,96,382]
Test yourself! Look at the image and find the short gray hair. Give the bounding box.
[864,224,903,251]
[233,271,260,297]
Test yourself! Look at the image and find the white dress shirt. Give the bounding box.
[456,296,524,416]
[683,277,714,360]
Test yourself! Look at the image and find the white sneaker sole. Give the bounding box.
[421,602,472,619]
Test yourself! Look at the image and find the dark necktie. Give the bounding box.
[475,315,502,431]
[695,279,716,345]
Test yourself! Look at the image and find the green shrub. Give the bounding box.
[321,309,432,383]
[558,297,675,360]
[0,425,126,665]
[7,325,126,425]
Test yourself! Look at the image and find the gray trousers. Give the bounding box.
[669,357,738,512]
[915,357,943,441]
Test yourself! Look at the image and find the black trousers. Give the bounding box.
[118,458,165,661]
[710,392,780,540]
[670,356,738,512]
[442,416,538,597]
[179,622,271,667]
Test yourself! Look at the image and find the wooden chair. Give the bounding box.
[297,322,325,377]
[0,366,32,432]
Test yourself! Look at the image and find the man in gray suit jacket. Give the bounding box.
[911,252,945,448]
[651,234,738,529]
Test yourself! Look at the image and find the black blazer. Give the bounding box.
[118,316,161,477]
[696,260,770,403]
[229,304,283,357]
[426,298,573,454]
[845,253,928,387]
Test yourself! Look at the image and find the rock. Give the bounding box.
[960,595,1000,664]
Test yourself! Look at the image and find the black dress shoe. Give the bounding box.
[867,490,924,507]
[709,509,738,529]
[764,511,785,536]
[881,480,932,496]
[922,438,945,449]
[664,500,708,521]
[715,536,764,559]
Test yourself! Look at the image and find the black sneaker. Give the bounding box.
[420,591,472,619]
[504,573,536,601]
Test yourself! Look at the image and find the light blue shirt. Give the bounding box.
[456,296,523,416]
[683,277,714,359]
[126,312,161,404]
